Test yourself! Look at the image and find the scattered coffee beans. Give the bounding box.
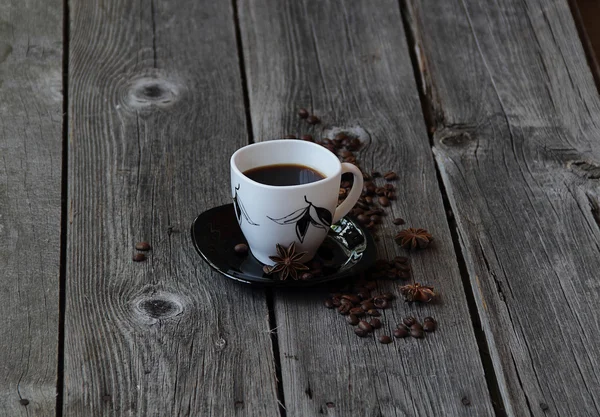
[394,326,409,338]
[135,241,151,251]
[307,115,320,125]
[234,243,249,254]
[133,253,146,262]
[370,318,382,329]
[410,326,424,339]
[403,316,417,327]
[423,317,437,332]
[383,171,397,181]
[346,314,359,325]
[392,218,405,225]
[358,320,373,333]
[298,108,309,119]
[355,328,369,337]
[379,335,392,344]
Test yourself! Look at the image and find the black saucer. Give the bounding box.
[191,204,377,287]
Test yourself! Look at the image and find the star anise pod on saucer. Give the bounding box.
[267,242,309,280]
[394,228,433,250]
[399,283,435,303]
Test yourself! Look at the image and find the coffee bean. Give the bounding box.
[348,138,361,151]
[423,317,437,332]
[356,290,371,300]
[338,303,352,315]
[135,241,151,251]
[298,108,309,118]
[403,316,417,327]
[392,218,405,225]
[283,134,297,139]
[383,171,397,181]
[234,243,249,254]
[394,326,409,338]
[379,335,392,344]
[397,271,411,280]
[346,314,359,325]
[373,298,389,309]
[350,307,365,316]
[461,397,471,406]
[394,256,409,264]
[300,272,313,281]
[358,320,373,332]
[367,309,381,317]
[335,132,348,141]
[358,200,371,210]
[410,327,424,339]
[19,399,29,406]
[378,196,390,207]
[370,318,382,329]
[340,150,353,158]
[133,253,146,262]
[361,302,375,311]
[263,265,272,274]
[354,328,369,337]
[301,134,314,142]
[339,188,347,197]
[382,292,394,301]
[364,196,373,204]
[385,191,395,200]
[341,181,351,188]
[364,282,377,290]
[366,222,375,230]
[397,263,411,272]
[363,183,376,195]
[370,215,381,224]
[342,294,361,304]
[384,183,394,191]
[357,214,369,224]
[423,321,436,332]
[307,115,320,124]
[371,171,381,178]
[411,322,423,331]
[324,299,335,309]
[375,187,386,196]
[539,403,549,411]
[331,297,342,307]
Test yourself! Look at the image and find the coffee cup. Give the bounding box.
[230,139,364,265]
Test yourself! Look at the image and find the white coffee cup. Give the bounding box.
[230,139,364,265]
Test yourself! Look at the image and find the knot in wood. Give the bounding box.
[439,132,472,147]
[135,294,183,320]
[125,75,181,110]
[568,160,600,180]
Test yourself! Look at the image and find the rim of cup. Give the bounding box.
[230,139,343,190]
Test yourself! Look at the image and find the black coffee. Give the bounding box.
[244,164,325,186]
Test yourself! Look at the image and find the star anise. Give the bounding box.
[267,242,309,280]
[399,283,435,303]
[394,228,433,250]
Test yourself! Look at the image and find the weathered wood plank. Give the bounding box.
[405,0,600,415]
[0,0,62,415]
[64,0,279,415]
[238,1,496,415]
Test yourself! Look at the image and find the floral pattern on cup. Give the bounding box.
[268,196,332,243]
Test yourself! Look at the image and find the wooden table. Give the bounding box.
[2,0,600,415]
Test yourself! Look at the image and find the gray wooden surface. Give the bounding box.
[239,0,496,415]
[64,0,279,415]
[0,0,62,415]
[5,0,600,415]
[404,0,600,415]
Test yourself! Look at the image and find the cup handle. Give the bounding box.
[332,163,364,224]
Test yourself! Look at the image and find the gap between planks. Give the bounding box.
[56,0,70,415]
[398,1,507,416]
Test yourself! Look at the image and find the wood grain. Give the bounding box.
[65,0,279,415]
[404,0,600,415]
[0,0,62,415]
[238,0,497,415]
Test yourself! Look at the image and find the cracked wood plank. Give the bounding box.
[238,0,496,415]
[0,0,62,415]
[64,0,279,415]
[404,0,600,415]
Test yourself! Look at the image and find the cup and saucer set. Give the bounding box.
[191,139,377,287]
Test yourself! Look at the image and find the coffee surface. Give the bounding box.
[243,164,325,186]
